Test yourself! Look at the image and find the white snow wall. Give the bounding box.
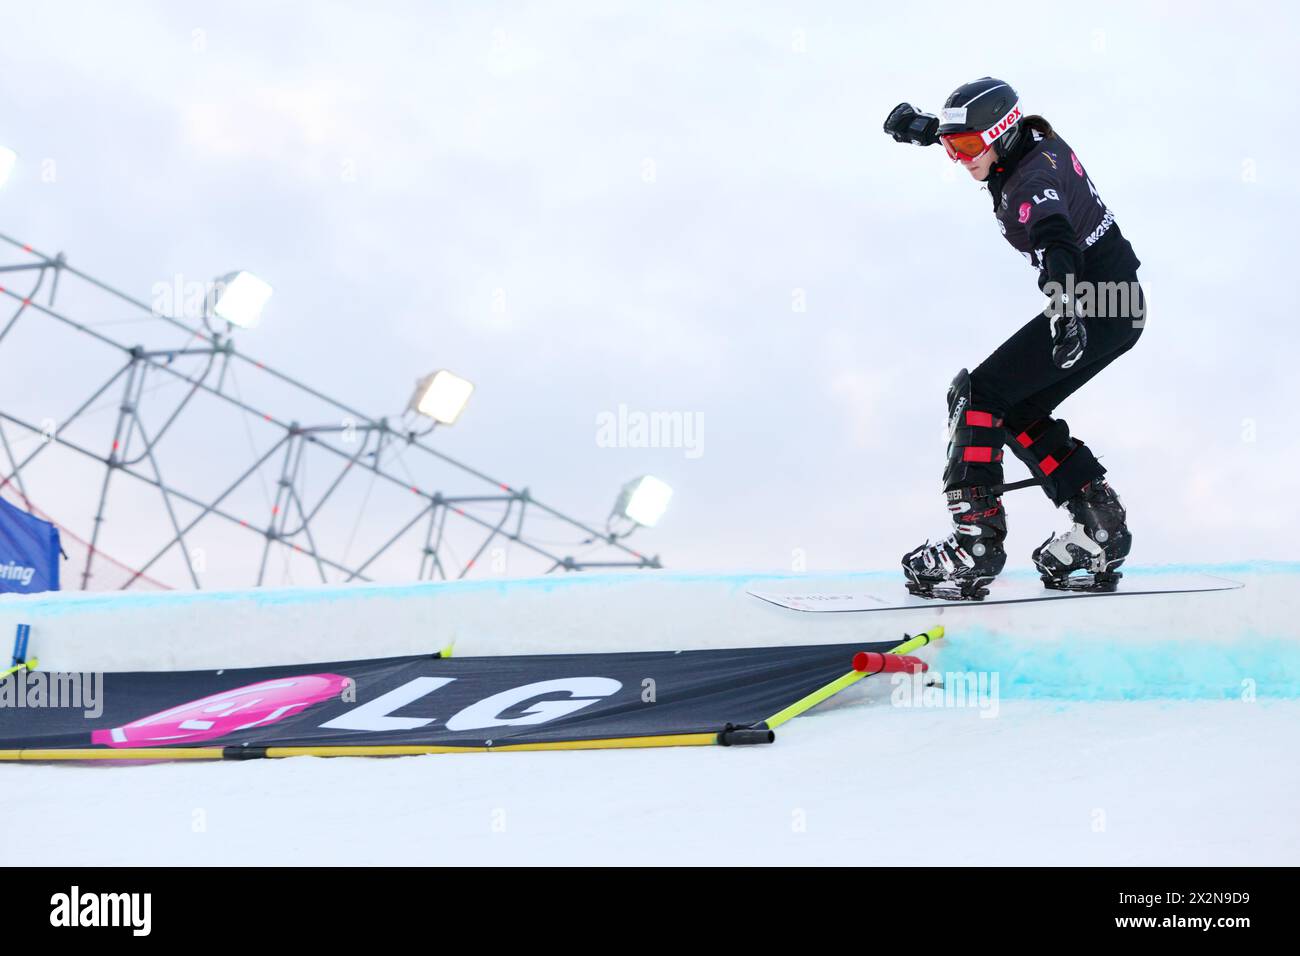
[1,563,1297,700]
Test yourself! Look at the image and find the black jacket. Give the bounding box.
[986,129,1141,289]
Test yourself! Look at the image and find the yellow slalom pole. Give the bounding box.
[762,625,944,730]
[888,625,945,657]
[765,670,868,730]
[265,745,487,757]
[0,747,225,761]
[0,657,38,680]
[489,733,717,752]
[266,734,719,757]
[0,733,723,762]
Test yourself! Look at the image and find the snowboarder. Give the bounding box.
[884,78,1144,599]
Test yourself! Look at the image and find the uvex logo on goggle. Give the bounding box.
[981,103,1022,145]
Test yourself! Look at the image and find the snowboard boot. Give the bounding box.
[902,488,1007,601]
[1033,479,1132,592]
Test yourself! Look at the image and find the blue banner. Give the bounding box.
[0,496,60,594]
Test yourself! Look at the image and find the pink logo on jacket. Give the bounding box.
[91,673,350,747]
[1018,202,1032,224]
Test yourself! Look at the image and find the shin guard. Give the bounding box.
[1004,417,1103,505]
[943,369,1005,490]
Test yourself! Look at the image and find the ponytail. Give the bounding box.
[1021,115,1055,139]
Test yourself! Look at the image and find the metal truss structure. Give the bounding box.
[0,232,660,589]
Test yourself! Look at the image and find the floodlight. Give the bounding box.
[612,475,673,528]
[408,370,475,425]
[210,271,273,328]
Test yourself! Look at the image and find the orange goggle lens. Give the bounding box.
[941,131,988,161]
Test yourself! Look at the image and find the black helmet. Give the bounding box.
[937,77,1023,157]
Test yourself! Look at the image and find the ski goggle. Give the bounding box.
[940,130,990,162]
[940,101,1023,162]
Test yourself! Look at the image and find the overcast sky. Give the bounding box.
[1,1,1295,587]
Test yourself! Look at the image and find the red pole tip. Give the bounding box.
[852,651,880,672]
[855,652,928,674]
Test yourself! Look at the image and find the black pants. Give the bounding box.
[953,276,1145,506]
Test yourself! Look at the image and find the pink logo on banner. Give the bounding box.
[92,673,350,748]
[1071,152,1083,176]
[1018,202,1032,224]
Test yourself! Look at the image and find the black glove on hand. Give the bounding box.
[1049,297,1088,369]
[883,103,939,146]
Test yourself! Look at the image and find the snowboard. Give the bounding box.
[747,572,1243,614]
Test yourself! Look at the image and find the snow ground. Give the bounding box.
[7,700,1296,866]
[2,563,1298,866]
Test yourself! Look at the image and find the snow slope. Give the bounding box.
[2,563,1298,865]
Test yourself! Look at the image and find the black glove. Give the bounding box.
[884,103,939,146]
[1049,297,1088,369]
